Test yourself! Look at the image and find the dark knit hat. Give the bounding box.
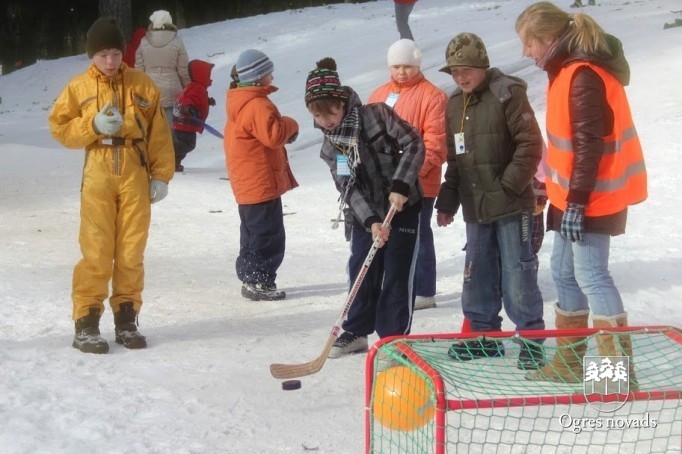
[236,49,274,84]
[304,58,347,106]
[86,17,125,58]
[439,32,490,73]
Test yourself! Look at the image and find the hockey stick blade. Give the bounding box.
[270,335,336,379]
[269,204,397,380]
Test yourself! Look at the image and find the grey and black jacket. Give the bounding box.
[319,88,424,228]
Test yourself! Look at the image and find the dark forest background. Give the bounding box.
[0,0,373,75]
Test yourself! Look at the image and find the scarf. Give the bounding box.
[324,105,361,161]
[325,106,361,229]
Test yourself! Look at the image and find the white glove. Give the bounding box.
[150,179,168,204]
[93,102,123,135]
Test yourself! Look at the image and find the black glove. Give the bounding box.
[561,203,585,242]
[208,97,216,106]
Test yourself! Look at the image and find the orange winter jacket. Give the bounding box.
[224,85,299,205]
[546,62,647,216]
[368,73,447,197]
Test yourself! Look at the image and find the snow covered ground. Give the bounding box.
[0,0,680,452]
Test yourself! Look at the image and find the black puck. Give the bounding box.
[282,380,302,391]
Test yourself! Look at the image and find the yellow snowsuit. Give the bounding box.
[49,63,174,320]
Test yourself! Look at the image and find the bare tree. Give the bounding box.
[98,0,132,41]
[175,0,186,29]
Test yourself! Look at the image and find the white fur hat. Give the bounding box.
[149,10,173,29]
[387,39,422,67]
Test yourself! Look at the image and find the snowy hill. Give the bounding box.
[0,0,680,452]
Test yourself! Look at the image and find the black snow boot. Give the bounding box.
[73,308,109,354]
[241,282,286,301]
[114,302,147,349]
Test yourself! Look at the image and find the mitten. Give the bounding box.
[208,97,216,106]
[93,103,123,135]
[561,203,585,242]
[150,179,168,204]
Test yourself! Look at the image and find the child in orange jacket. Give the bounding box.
[224,49,299,301]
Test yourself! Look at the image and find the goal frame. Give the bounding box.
[364,326,682,454]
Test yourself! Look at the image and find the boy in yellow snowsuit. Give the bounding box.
[49,17,175,353]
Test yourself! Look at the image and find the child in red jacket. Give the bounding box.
[172,59,216,171]
[123,27,146,68]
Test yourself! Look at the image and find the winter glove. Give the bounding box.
[208,97,216,106]
[150,179,168,204]
[561,203,585,242]
[93,103,123,135]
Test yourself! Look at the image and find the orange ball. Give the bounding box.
[373,365,435,431]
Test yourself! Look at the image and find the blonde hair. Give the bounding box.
[516,1,610,56]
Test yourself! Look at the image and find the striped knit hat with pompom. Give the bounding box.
[304,57,347,106]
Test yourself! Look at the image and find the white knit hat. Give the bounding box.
[149,10,173,29]
[387,39,423,67]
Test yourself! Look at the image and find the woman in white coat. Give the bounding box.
[136,10,190,169]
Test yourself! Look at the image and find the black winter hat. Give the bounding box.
[86,17,125,58]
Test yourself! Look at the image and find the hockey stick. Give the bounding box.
[203,122,224,139]
[270,204,398,379]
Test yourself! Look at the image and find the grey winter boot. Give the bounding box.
[114,302,147,349]
[73,308,109,354]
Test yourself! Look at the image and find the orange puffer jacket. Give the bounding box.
[224,85,299,205]
[368,73,447,198]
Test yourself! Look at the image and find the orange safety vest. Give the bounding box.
[545,62,647,216]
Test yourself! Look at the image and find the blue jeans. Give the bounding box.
[462,212,545,332]
[415,198,436,297]
[551,231,624,316]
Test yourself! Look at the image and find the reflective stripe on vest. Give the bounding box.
[545,62,647,216]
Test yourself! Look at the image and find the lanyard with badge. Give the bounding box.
[455,94,471,155]
[385,92,399,109]
[333,142,357,229]
[336,145,352,177]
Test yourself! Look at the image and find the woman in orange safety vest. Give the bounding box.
[515,2,646,387]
